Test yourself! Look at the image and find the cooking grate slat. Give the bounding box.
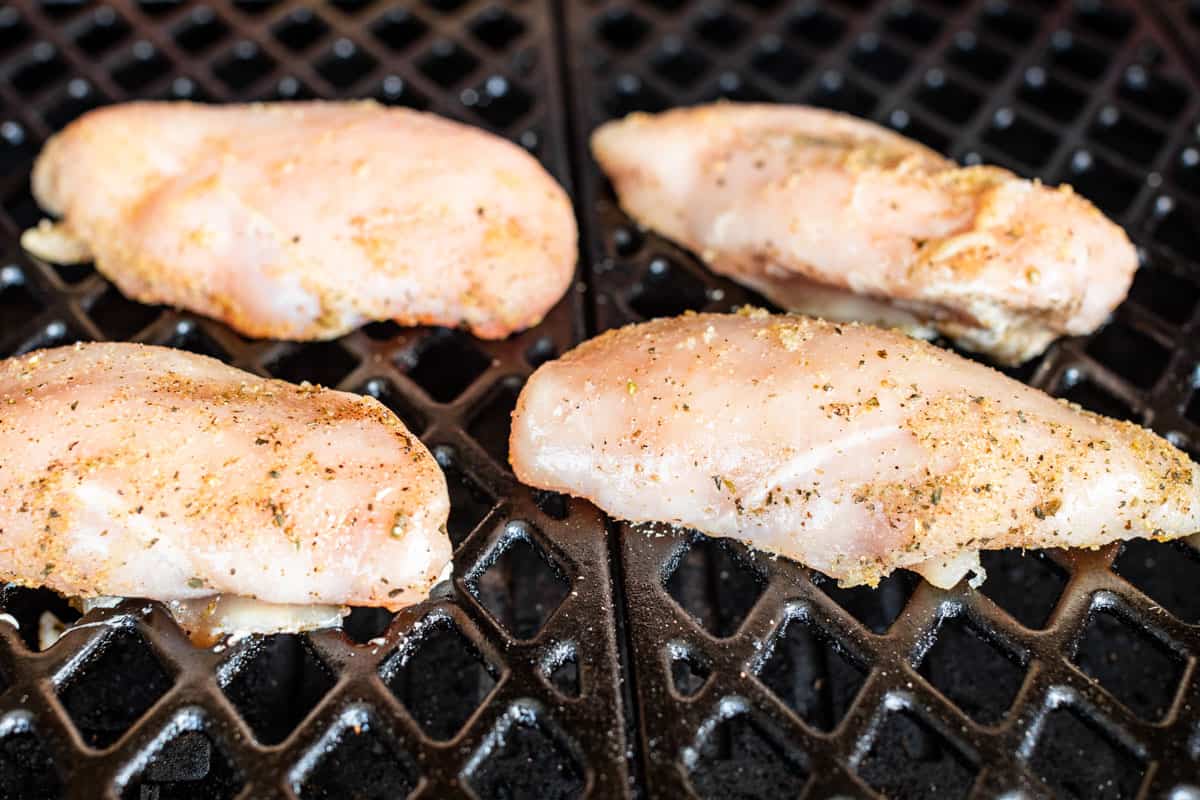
[563,0,1200,797]
[1,1,1200,798]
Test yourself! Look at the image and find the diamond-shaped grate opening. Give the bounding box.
[465,707,585,800]
[0,724,63,800]
[467,74,533,129]
[1085,321,1169,389]
[544,642,581,698]
[75,7,132,56]
[1018,67,1086,123]
[757,614,865,731]
[59,627,172,749]
[1029,705,1145,800]
[383,618,498,740]
[917,615,1026,725]
[607,73,668,117]
[1155,198,1200,260]
[0,267,43,332]
[652,38,709,88]
[693,8,747,49]
[357,377,427,435]
[849,33,910,84]
[86,284,162,340]
[790,4,844,48]
[1118,65,1186,120]
[470,6,525,50]
[173,6,230,54]
[858,708,978,799]
[750,36,810,87]
[11,42,68,95]
[1089,106,1163,165]
[122,727,244,800]
[266,341,359,387]
[274,7,329,52]
[810,569,917,635]
[112,41,171,92]
[342,607,395,645]
[983,108,1058,169]
[979,549,1067,629]
[668,642,711,699]
[885,3,941,43]
[43,78,107,129]
[418,38,478,88]
[405,328,493,403]
[686,710,809,800]
[213,39,274,90]
[1060,149,1139,217]
[1127,260,1200,324]
[946,31,1009,82]
[664,534,765,639]
[1113,539,1200,624]
[1073,605,1185,722]
[916,70,981,125]
[629,257,713,319]
[221,635,335,746]
[467,375,523,468]
[159,320,230,363]
[316,38,377,88]
[299,713,420,800]
[469,522,570,640]
[596,7,649,51]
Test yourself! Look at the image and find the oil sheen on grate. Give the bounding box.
[1,0,1200,798]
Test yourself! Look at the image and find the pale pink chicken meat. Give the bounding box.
[23,101,577,341]
[0,343,451,640]
[591,103,1138,365]
[510,311,1199,588]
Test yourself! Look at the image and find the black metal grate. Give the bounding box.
[563,0,1200,796]
[1,0,1200,798]
[0,1,629,799]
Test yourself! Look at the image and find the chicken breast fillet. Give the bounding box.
[23,101,577,341]
[510,311,1199,589]
[0,343,451,636]
[591,103,1137,365]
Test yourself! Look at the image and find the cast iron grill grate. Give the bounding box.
[564,0,1200,796]
[0,1,630,799]
[1,0,1200,798]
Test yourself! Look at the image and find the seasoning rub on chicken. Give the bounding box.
[0,343,451,643]
[23,100,577,341]
[592,103,1137,365]
[510,311,1198,589]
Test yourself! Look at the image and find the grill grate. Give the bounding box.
[0,0,1199,798]
[562,0,1200,796]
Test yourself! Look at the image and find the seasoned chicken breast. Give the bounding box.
[0,343,451,640]
[510,311,1198,589]
[591,103,1137,365]
[24,101,576,341]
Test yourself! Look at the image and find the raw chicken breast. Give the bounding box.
[24,101,576,341]
[510,311,1198,589]
[591,103,1137,365]
[0,343,451,637]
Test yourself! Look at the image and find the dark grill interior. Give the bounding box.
[0,0,1198,798]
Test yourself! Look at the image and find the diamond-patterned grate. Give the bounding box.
[565,0,1200,796]
[0,1,629,798]
[1,0,1200,798]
